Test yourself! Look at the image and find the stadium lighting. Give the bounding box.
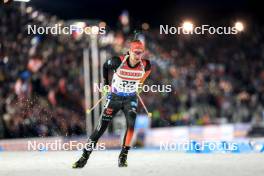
[182,21,194,32]
[13,0,30,2]
[234,21,244,32]
[26,6,33,14]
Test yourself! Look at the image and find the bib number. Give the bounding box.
[121,80,136,89]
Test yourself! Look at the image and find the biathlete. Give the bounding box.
[72,39,151,168]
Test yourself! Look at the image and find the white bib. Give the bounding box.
[111,55,145,93]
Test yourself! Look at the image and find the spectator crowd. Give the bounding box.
[1,4,264,138]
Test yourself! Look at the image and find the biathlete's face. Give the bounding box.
[130,49,144,62]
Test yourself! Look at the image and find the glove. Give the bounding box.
[137,83,143,94]
[102,85,111,96]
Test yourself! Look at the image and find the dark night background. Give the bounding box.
[27,0,263,27]
[2,0,264,147]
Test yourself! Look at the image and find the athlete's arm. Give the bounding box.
[140,60,151,84]
[103,56,121,85]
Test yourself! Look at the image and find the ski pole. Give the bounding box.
[137,93,152,118]
[86,95,106,114]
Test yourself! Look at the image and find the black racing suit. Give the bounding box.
[83,55,151,156]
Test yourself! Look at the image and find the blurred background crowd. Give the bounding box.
[1,4,264,139]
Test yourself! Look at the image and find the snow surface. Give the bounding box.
[1,150,264,176]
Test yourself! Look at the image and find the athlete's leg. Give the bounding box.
[118,95,138,167]
[73,94,121,168]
